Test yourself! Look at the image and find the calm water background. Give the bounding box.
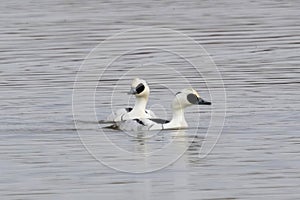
[1,0,300,199]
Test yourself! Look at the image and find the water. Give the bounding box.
[1,0,300,199]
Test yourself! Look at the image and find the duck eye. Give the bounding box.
[187,93,198,104]
[175,92,181,96]
[136,83,145,94]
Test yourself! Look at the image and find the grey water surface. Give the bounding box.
[1,0,300,199]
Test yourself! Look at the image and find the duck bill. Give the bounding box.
[128,87,137,95]
[198,98,211,105]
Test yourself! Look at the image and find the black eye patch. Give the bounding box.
[175,92,182,96]
[187,93,199,104]
[136,83,145,94]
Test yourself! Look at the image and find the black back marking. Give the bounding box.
[136,83,145,94]
[134,119,146,126]
[149,118,170,124]
[187,93,199,104]
[125,107,133,112]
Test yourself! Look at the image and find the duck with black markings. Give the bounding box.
[116,88,211,131]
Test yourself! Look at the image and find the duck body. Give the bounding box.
[107,107,156,122]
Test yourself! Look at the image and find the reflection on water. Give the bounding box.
[1,0,300,199]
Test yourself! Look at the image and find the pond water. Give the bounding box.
[1,0,300,199]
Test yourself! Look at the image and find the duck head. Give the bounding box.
[128,78,150,98]
[172,88,211,109]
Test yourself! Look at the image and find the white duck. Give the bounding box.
[116,88,211,131]
[106,78,156,122]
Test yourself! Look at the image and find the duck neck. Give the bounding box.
[132,96,148,114]
[165,107,187,129]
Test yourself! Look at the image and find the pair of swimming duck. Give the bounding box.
[106,78,211,131]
